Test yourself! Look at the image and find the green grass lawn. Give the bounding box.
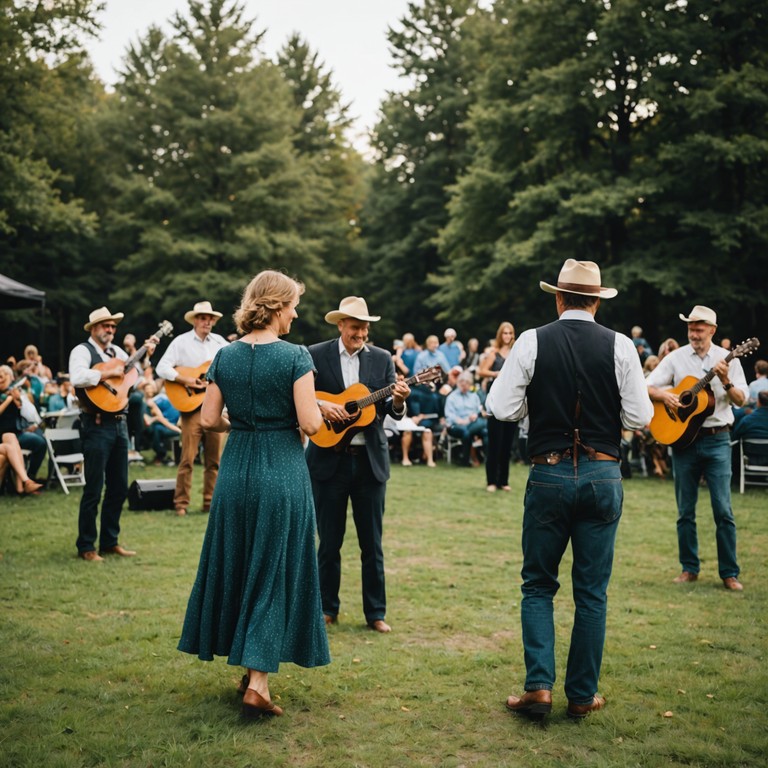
[1,460,766,768]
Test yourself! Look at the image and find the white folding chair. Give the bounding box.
[437,427,462,464]
[44,428,85,494]
[739,438,768,494]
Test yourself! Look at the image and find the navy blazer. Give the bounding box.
[305,338,403,483]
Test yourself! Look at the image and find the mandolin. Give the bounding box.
[309,366,444,449]
[81,320,174,413]
[649,337,760,449]
[164,362,211,413]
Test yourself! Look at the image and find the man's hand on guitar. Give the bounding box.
[658,389,680,410]
[392,377,411,408]
[144,334,161,357]
[101,361,125,381]
[317,399,352,424]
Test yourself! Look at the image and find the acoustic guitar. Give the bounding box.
[81,320,174,413]
[310,366,444,449]
[649,337,760,449]
[164,362,211,413]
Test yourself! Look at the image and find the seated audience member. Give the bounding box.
[643,355,660,376]
[464,337,481,381]
[630,325,654,355]
[444,371,488,466]
[657,337,679,360]
[633,338,650,365]
[747,360,768,409]
[439,328,465,369]
[15,359,44,409]
[732,391,768,466]
[400,385,439,467]
[146,382,181,465]
[0,365,43,494]
[397,333,421,376]
[414,334,451,375]
[15,391,47,482]
[23,345,53,382]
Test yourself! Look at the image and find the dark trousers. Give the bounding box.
[313,450,387,623]
[18,429,47,478]
[485,416,517,486]
[77,415,129,554]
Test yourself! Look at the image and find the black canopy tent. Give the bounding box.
[0,273,46,309]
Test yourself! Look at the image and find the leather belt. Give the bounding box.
[83,412,126,423]
[697,425,730,437]
[342,444,364,455]
[530,449,619,465]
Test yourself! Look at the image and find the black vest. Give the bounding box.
[526,320,622,458]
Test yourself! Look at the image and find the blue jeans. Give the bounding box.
[520,458,623,704]
[448,418,488,464]
[77,415,129,554]
[671,432,739,579]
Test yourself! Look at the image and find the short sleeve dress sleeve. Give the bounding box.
[293,345,316,383]
[206,347,224,386]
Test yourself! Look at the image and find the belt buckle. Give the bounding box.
[545,452,561,465]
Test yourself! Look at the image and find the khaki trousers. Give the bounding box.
[174,409,224,511]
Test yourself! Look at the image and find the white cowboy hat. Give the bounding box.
[539,259,618,299]
[679,305,717,325]
[324,296,381,324]
[184,301,223,325]
[84,306,125,331]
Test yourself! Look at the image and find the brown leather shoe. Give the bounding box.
[723,577,743,591]
[99,545,136,557]
[505,689,552,718]
[673,571,698,583]
[175,507,187,517]
[78,550,104,562]
[567,695,606,718]
[368,619,392,633]
[242,688,283,718]
[324,614,337,626]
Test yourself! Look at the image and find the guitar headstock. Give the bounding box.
[414,366,444,386]
[732,337,760,358]
[156,320,174,339]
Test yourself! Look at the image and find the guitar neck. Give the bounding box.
[690,350,735,395]
[355,373,422,410]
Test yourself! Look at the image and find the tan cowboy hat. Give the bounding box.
[184,301,223,325]
[324,296,381,324]
[540,259,618,299]
[84,306,125,331]
[679,305,717,325]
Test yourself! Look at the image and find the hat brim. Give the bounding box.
[539,281,618,299]
[185,310,223,324]
[84,313,124,331]
[678,313,716,325]
[325,310,381,324]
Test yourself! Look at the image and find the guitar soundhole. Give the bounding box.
[345,401,359,415]
[679,390,694,408]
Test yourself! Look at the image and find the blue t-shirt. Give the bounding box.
[154,393,180,425]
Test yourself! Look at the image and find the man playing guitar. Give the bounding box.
[69,306,160,561]
[646,305,749,591]
[155,301,229,516]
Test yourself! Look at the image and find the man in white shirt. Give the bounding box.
[487,259,652,720]
[646,305,748,591]
[155,301,228,516]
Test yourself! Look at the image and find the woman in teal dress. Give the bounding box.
[178,271,330,718]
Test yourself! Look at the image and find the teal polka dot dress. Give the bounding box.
[178,340,331,672]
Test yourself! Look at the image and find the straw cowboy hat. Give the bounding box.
[539,259,618,299]
[679,305,717,326]
[84,306,125,331]
[324,296,381,324]
[184,301,223,325]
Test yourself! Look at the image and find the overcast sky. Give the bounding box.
[88,0,412,147]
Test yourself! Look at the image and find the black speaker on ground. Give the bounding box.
[128,479,176,511]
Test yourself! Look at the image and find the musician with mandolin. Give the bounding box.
[646,305,752,591]
[306,296,412,634]
[69,306,164,561]
[155,301,229,516]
